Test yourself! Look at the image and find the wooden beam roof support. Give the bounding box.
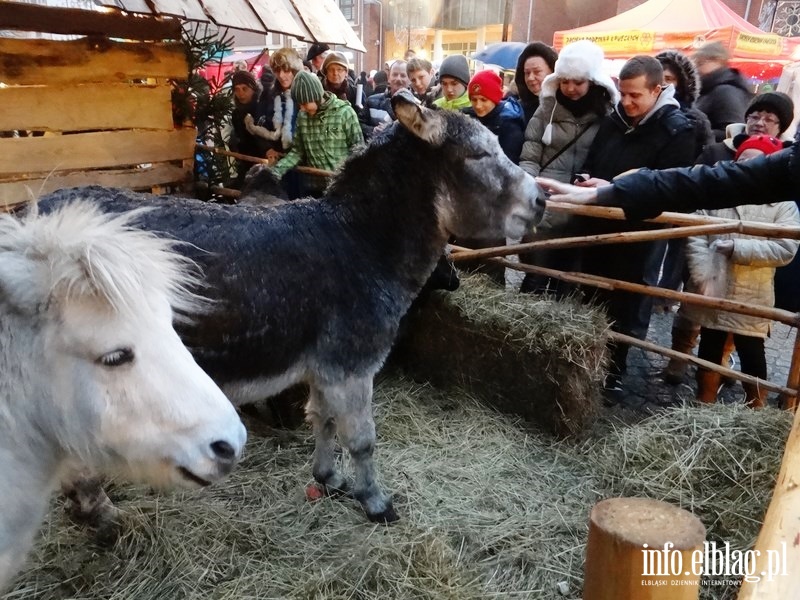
[0,1,181,41]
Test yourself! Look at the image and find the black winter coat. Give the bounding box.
[595,143,797,220]
[231,98,268,159]
[695,140,735,166]
[695,68,752,142]
[595,133,800,311]
[582,103,697,183]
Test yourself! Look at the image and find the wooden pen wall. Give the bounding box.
[0,2,193,210]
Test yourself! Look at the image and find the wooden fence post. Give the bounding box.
[584,497,705,600]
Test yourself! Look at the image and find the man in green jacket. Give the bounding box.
[272,71,363,197]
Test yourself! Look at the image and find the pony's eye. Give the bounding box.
[98,348,134,367]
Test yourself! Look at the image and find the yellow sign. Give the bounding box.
[734,32,783,57]
[562,30,656,54]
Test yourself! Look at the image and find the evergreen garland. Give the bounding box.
[171,23,236,195]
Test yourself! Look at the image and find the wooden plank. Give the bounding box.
[0,83,173,132]
[0,37,187,85]
[149,0,208,21]
[0,129,197,175]
[737,405,800,599]
[201,0,267,33]
[247,0,309,38]
[0,2,181,40]
[0,163,192,209]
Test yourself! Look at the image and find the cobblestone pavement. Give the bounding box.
[608,308,797,412]
[504,263,798,413]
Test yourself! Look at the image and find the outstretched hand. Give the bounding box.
[535,177,601,204]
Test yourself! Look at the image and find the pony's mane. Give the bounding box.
[0,200,205,317]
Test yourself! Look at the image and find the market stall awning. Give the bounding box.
[98,0,366,52]
[553,0,800,62]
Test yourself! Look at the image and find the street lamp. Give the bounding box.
[365,0,383,69]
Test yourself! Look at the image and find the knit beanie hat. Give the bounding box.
[292,70,324,104]
[231,69,258,92]
[468,70,503,105]
[322,51,349,75]
[693,41,729,63]
[745,92,794,135]
[438,54,470,87]
[734,134,785,159]
[306,42,330,62]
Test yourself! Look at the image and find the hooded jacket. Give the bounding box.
[583,85,696,183]
[462,99,526,163]
[695,67,753,142]
[656,50,714,158]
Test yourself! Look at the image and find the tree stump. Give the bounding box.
[584,497,706,600]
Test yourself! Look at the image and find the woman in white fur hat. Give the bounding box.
[518,40,619,296]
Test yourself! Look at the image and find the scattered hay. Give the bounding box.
[7,378,789,600]
[394,274,609,436]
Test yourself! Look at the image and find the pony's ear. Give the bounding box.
[392,90,447,146]
[0,254,46,314]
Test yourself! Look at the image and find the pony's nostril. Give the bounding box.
[210,440,236,461]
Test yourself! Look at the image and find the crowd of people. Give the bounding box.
[223,40,799,407]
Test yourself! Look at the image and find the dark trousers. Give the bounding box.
[698,327,767,380]
[582,238,667,375]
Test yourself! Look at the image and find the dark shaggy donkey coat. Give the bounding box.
[43,91,545,523]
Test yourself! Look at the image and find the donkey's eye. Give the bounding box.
[470,151,492,160]
[98,348,134,367]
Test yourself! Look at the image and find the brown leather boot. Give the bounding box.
[696,369,722,404]
[742,382,767,409]
[662,326,699,384]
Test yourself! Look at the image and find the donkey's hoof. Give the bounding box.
[366,503,399,524]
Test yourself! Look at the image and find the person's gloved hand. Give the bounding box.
[711,239,734,257]
[244,113,277,140]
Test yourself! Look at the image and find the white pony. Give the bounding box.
[0,201,247,591]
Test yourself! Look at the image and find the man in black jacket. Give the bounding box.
[693,41,753,142]
[575,55,696,396]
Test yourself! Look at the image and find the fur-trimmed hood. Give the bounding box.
[655,50,700,109]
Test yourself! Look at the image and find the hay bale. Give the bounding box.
[394,274,609,436]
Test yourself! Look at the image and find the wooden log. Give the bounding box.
[778,331,800,410]
[0,2,181,40]
[450,223,740,261]
[0,163,191,208]
[196,144,335,177]
[450,249,800,328]
[0,83,173,132]
[547,202,800,240]
[0,129,196,175]
[609,331,796,397]
[737,404,800,599]
[0,37,187,85]
[584,497,705,600]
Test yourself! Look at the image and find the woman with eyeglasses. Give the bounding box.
[688,92,793,167]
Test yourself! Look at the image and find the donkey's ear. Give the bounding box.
[392,90,447,146]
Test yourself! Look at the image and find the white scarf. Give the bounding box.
[272,90,294,150]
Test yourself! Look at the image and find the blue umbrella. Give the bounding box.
[473,42,529,70]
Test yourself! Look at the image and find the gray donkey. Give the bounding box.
[42,91,545,524]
